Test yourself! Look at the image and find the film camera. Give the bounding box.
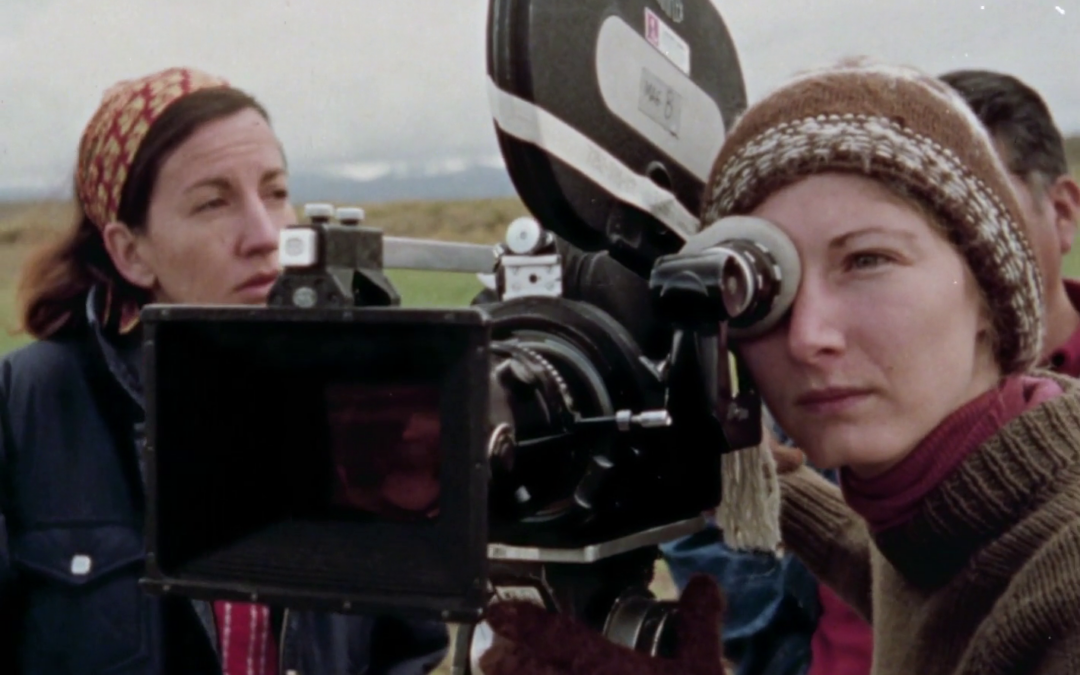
[138,0,800,670]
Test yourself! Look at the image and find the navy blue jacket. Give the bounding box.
[0,288,450,674]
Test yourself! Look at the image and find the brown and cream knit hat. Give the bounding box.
[703,60,1044,374]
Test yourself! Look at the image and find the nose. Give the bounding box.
[237,195,283,258]
[785,278,846,364]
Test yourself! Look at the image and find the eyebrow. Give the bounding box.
[829,226,918,249]
[261,168,288,184]
[183,168,288,195]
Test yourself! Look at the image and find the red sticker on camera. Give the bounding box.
[644,7,691,75]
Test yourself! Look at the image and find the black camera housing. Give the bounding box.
[139,0,756,630]
[140,306,492,621]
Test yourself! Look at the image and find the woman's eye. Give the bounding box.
[194,197,226,213]
[263,185,289,202]
[846,252,890,271]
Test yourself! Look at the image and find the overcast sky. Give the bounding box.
[0,0,1077,198]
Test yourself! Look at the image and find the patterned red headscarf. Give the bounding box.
[76,67,230,332]
[77,67,230,230]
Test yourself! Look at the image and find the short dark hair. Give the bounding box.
[939,69,1068,189]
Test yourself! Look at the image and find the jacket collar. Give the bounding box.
[86,284,144,411]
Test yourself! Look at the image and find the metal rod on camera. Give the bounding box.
[574,410,673,431]
[383,237,497,273]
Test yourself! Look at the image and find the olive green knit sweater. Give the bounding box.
[779,378,1080,674]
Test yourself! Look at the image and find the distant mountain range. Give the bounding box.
[289,158,521,205]
[0,156,523,206]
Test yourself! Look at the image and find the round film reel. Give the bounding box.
[487,0,747,276]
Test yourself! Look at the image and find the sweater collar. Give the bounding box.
[840,376,1061,533]
[871,372,1080,589]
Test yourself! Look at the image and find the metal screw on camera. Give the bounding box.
[292,287,317,308]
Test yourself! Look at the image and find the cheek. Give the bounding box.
[1030,225,1061,281]
[275,202,297,227]
[866,272,988,406]
[735,337,790,404]
[1017,200,1060,274]
[144,225,234,301]
[848,295,911,367]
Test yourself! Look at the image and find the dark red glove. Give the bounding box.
[478,575,728,675]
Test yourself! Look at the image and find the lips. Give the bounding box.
[237,271,280,290]
[795,387,873,414]
[234,271,280,299]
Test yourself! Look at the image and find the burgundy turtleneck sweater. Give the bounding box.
[803,376,1061,675]
[804,377,1050,675]
[839,375,1063,534]
[779,373,1080,674]
[803,283,1080,675]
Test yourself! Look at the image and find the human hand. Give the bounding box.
[477,575,728,675]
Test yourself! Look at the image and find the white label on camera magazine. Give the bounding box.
[638,67,683,136]
[644,8,690,75]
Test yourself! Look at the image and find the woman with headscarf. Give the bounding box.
[0,67,449,675]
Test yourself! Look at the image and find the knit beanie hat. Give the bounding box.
[705,59,1044,373]
[706,60,1045,553]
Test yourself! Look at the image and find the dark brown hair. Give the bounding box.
[939,69,1069,193]
[17,87,271,339]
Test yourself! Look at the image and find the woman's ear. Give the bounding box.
[101,221,156,290]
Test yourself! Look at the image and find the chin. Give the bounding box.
[799,429,883,472]
[801,445,844,472]
[809,434,909,477]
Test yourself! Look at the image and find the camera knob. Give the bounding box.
[335,206,366,226]
[303,203,335,224]
[505,217,545,255]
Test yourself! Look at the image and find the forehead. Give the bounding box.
[752,173,931,236]
[159,108,284,182]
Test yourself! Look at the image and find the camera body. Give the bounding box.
[138,0,802,667]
